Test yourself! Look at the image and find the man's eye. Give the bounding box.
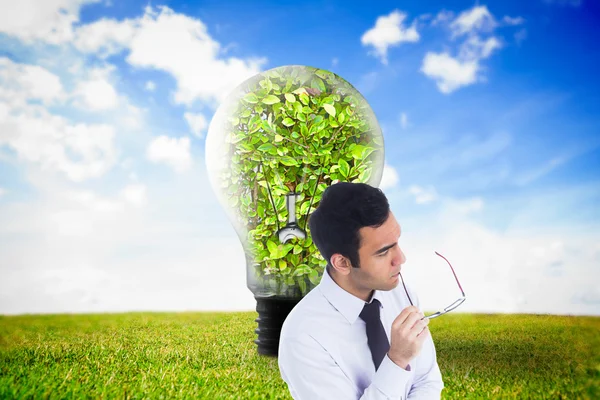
[379,250,388,257]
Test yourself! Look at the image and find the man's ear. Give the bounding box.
[330,253,352,275]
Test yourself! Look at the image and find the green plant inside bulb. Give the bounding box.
[206,65,384,299]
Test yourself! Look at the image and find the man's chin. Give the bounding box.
[377,277,400,292]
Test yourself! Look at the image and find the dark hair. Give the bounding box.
[308,182,390,273]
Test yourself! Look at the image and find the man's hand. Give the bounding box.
[387,306,430,369]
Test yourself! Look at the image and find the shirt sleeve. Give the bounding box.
[406,288,444,399]
[279,333,416,400]
[406,334,444,399]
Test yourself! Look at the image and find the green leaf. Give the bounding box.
[280,156,299,166]
[315,69,330,80]
[279,260,287,271]
[262,95,280,105]
[274,134,284,142]
[293,101,303,114]
[350,144,367,160]
[261,119,275,133]
[299,93,309,105]
[284,93,296,103]
[258,143,276,153]
[362,146,376,160]
[311,77,326,92]
[338,158,350,178]
[343,95,356,104]
[359,168,372,182]
[308,269,320,285]
[282,117,295,127]
[283,243,294,255]
[293,87,308,95]
[298,278,307,294]
[266,240,278,256]
[243,93,258,104]
[323,104,336,117]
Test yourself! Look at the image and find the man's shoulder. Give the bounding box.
[280,285,333,340]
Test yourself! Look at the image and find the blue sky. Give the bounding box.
[0,0,598,315]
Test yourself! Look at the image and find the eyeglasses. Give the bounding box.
[400,251,466,320]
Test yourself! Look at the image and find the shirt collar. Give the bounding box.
[318,268,384,325]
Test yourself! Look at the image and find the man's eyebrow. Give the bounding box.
[372,243,397,256]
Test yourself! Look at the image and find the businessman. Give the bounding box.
[278,182,444,399]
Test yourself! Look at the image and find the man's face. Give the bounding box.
[348,211,406,293]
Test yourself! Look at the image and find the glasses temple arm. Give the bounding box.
[399,272,413,306]
[435,251,466,297]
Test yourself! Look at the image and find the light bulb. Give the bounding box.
[205,65,384,356]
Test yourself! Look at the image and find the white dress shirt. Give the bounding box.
[278,268,444,399]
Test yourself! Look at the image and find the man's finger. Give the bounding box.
[393,306,420,328]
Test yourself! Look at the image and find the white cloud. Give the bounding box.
[421,5,512,93]
[0,2,273,315]
[361,10,419,65]
[64,189,124,214]
[502,16,525,26]
[408,185,438,204]
[0,0,99,44]
[71,6,266,106]
[400,112,409,129]
[120,104,144,130]
[73,17,136,57]
[379,164,399,190]
[515,155,569,186]
[0,109,117,182]
[515,29,528,45]
[120,183,147,207]
[357,71,380,94]
[421,52,478,94]
[0,59,118,182]
[431,10,454,26]
[146,135,192,173]
[0,187,6,198]
[125,6,265,105]
[0,166,255,314]
[450,5,497,37]
[447,197,484,215]
[459,36,502,60]
[0,57,65,106]
[573,286,600,306]
[145,81,156,91]
[401,207,600,316]
[75,69,119,111]
[184,112,208,138]
[421,11,502,95]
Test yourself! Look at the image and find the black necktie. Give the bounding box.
[359,298,390,371]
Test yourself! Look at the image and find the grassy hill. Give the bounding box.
[1,312,598,399]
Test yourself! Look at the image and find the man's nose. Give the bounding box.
[392,246,406,266]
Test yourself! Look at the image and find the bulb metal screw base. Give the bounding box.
[254,297,300,357]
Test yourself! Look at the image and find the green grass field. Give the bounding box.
[1,312,598,399]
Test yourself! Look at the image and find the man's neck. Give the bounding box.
[328,269,373,302]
